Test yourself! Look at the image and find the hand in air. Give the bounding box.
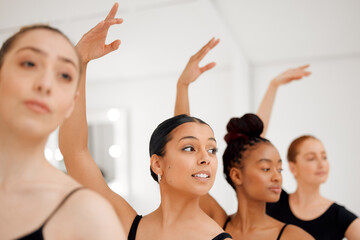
[272,64,311,86]
[178,37,220,86]
[76,2,123,64]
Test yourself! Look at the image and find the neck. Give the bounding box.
[232,189,268,231]
[292,181,322,205]
[0,123,49,184]
[157,183,203,227]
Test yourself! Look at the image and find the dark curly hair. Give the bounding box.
[223,113,270,190]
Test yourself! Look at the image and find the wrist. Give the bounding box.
[177,78,190,89]
[270,78,280,88]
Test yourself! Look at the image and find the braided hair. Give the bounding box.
[223,113,270,190]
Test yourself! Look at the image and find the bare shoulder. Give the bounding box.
[200,194,228,226]
[46,188,126,239]
[282,224,314,240]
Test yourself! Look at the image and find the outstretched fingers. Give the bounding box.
[192,37,220,62]
[105,2,119,21]
[200,62,216,73]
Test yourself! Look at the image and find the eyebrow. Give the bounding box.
[16,46,78,68]
[257,158,282,163]
[179,136,217,143]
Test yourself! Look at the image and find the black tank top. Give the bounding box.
[223,216,288,240]
[128,215,232,240]
[14,187,84,240]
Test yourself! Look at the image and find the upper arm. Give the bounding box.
[200,194,228,227]
[48,189,128,239]
[63,152,137,233]
[345,218,360,240]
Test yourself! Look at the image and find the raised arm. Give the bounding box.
[256,64,311,137]
[59,3,137,233]
[174,38,220,116]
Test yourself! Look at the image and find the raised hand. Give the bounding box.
[177,37,220,86]
[272,64,311,86]
[76,2,123,64]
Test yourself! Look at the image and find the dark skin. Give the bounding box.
[173,43,314,238]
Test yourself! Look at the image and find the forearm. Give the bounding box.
[59,63,89,154]
[256,80,279,137]
[174,81,190,116]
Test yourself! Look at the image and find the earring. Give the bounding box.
[157,174,162,183]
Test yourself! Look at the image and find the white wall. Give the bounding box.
[252,56,360,216]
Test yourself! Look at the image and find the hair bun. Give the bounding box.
[224,113,264,143]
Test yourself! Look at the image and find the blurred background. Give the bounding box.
[1,0,360,216]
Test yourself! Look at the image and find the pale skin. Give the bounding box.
[256,65,360,238]
[59,3,230,239]
[287,138,360,239]
[256,64,311,137]
[173,43,313,239]
[0,28,125,239]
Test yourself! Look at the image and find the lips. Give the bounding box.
[191,171,211,181]
[268,185,281,193]
[25,100,51,114]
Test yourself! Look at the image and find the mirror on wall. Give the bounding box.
[45,107,130,196]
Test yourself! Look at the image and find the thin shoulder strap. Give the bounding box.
[42,187,85,227]
[212,232,232,240]
[277,223,288,240]
[127,215,143,240]
[223,216,231,230]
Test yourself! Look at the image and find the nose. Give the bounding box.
[198,149,210,165]
[271,168,282,182]
[33,68,53,95]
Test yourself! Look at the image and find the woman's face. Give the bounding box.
[0,29,79,138]
[291,138,329,185]
[239,142,282,202]
[160,122,218,196]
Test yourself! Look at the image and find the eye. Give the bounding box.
[60,72,72,82]
[183,146,195,152]
[21,61,35,68]
[207,148,218,155]
[262,168,270,172]
[278,168,283,173]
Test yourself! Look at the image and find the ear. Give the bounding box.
[229,167,243,186]
[150,154,163,176]
[289,161,298,178]
[64,91,79,119]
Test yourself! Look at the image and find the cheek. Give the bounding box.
[244,170,268,189]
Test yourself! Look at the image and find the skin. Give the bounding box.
[0,28,125,239]
[173,42,314,239]
[220,142,312,240]
[256,65,311,137]
[59,3,230,239]
[257,67,360,238]
[288,138,360,238]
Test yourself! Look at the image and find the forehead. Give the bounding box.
[9,29,78,64]
[299,138,325,153]
[243,142,280,163]
[170,122,214,140]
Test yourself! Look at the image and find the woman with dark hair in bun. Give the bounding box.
[59,3,231,240]
[257,69,360,239]
[173,43,313,239]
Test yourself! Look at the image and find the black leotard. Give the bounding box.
[15,187,84,240]
[128,215,232,240]
[267,190,358,240]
